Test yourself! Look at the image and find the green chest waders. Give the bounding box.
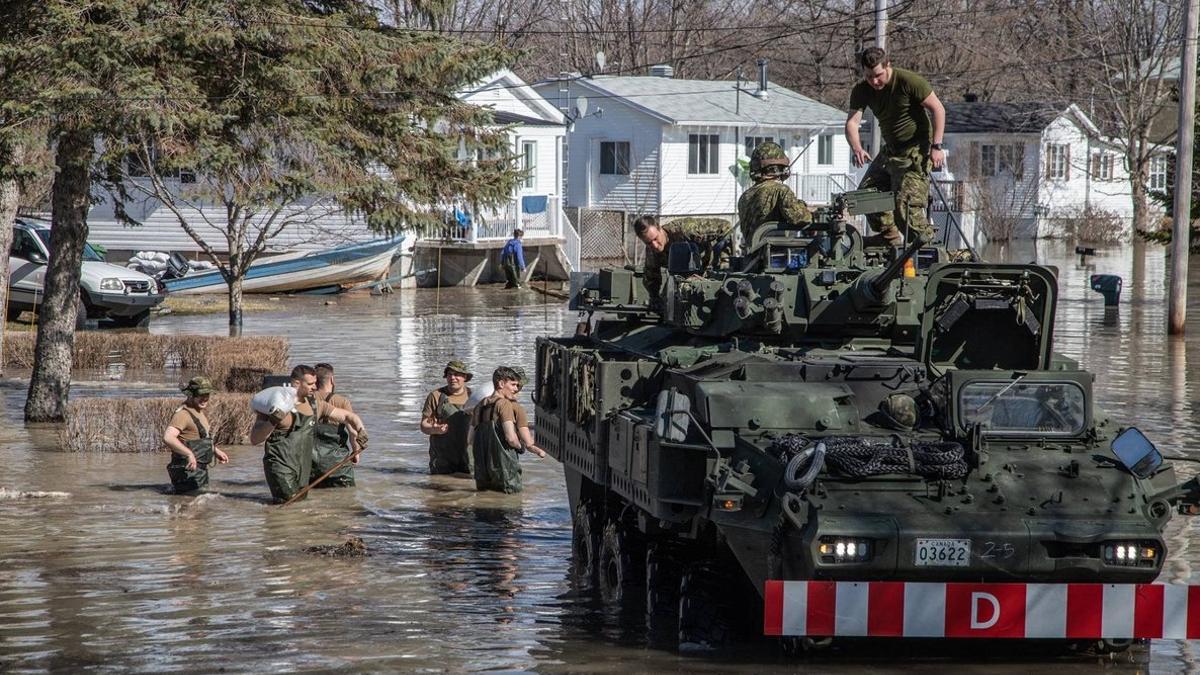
[167,409,214,495]
[471,401,523,494]
[311,393,355,488]
[263,397,317,503]
[428,392,473,475]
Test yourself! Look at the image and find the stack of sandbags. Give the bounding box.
[127,251,170,274]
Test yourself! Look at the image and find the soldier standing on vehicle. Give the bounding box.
[250,365,366,503]
[420,360,474,475]
[164,376,230,495]
[309,363,363,488]
[845,47,945,246]
[500,229,526,288]
[634,215,732,300]
[736,141,812,249]
[470,366,545,494]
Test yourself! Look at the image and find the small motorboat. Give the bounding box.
[162,237,403,295]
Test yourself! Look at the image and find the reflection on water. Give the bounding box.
[0,245,1198,670]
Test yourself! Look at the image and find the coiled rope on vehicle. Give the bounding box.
[770,435,969,481]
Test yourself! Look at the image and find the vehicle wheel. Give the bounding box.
[75,295,89,330]
[678,561,735,651]
[645,543,681,641]
[598,519,645,608]
[570,501,600,592]
[109,309,151,329]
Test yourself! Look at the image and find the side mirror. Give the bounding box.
[654,388,690,442]
[666,241,701,276]
[1111,427,1163,478]
[27,250,47,265]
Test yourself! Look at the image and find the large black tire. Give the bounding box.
[678,561,735,651]
[598,519,645,608]
[645,543,681,642]
[570,501,600,592]
[75,294,89,330]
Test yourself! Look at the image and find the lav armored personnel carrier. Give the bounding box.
[533,191,1200,650]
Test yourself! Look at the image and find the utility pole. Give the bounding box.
[1168,0,1199,335]
[869,0,888,156]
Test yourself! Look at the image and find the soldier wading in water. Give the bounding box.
[250,365,366,503]
[420,360,475,475]
[470,366,545,493]
[164,376,230,495]
[310,363,365,488]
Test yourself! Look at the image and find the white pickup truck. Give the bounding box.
[8,219,165,328]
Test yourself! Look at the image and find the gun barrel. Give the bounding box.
[870,234,927,298]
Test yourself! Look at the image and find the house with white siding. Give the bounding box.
[942,101,1168,240]
[84,69,568,268]
[532,66,853,223]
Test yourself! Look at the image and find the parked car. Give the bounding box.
[8,219,165,328]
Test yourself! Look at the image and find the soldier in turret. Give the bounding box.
[737,141,812,250]
[634,215,732,301]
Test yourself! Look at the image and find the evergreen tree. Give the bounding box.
[108,1,521,330]
[1139,100,1200,251]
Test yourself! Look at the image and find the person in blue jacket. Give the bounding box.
[500,229,526,288]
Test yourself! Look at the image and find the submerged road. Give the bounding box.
[0,241,1198,671]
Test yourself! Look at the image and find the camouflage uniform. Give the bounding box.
[642,218,732,298]
[737,141,812,248]
[849,67,936,243]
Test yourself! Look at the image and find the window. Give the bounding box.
[998,144,1024,179]
[10,229,42,260]
[520,141,537,189]
[1149,155,1168,191]
[1046,143,1070,180]
[959,380,1087,436]
[744,135,774,157]
[818,134,833,166]
[599,141,630,176]
[688,133,720,174]
[1091,152,1114,182]
[981,145,997,177]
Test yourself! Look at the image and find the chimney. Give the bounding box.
[755,58,769,98]
[964,92,979,103]
[649,64,674,78]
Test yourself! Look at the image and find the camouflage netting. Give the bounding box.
[770,434,968,481]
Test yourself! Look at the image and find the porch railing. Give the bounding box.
[431,194,565,243]
[789,173,857,205]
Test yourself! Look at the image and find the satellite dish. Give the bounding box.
[574,96,589,119]
[595,51,607,73]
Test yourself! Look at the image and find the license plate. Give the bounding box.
[915,538,971,567]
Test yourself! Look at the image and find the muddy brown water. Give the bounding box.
[1,241,1200,672]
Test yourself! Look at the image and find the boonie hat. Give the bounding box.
[444,360,473,381]
[512,366,529,387]
[182,376,216,397]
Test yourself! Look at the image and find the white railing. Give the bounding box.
[789,173,857,205]
[561,213,581,273]
[432,195,565,243]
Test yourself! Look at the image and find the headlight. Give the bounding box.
[818,536,872,563]
[1102,541,1158,567]
[99,278,125,291]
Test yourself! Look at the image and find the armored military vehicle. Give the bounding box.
[533,191,1200,650]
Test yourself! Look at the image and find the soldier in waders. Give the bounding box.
[249,365,366,503]
[309,363,364,488]
[500,229,526,288]
[469,366,545,494]
[164,376,230,495]
[420,360,474,475]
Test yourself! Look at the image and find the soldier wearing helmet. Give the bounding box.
[737,141,812,249]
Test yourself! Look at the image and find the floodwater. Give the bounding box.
[1,241,1199,672]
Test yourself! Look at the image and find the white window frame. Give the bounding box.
[998,144,1024,180]
[689,133,720,175]
[817,134,834,166]
[1091,152,1114,182]
[1149,154,1168,191]
[599,140,630,176]
[981,144,997,177]
[1047,143,1069,181]
[520,140,537,190]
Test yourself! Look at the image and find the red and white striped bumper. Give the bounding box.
[763,580,1200,639]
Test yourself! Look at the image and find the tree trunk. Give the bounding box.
[1132,172,1149,235]
[25,131,92,422]
[227,244,243,334]
[0,144,23,377]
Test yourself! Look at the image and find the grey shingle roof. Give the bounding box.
[569,75,844,127]
[945,102,1069,134]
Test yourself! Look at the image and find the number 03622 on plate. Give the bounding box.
[914,538,971,566]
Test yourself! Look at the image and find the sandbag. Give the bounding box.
[464,382,494,412]
[251,385,297,418]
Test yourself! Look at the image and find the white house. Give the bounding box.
[532,66,853,221]
[942,101,1168,240]
[83,69,568,265]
